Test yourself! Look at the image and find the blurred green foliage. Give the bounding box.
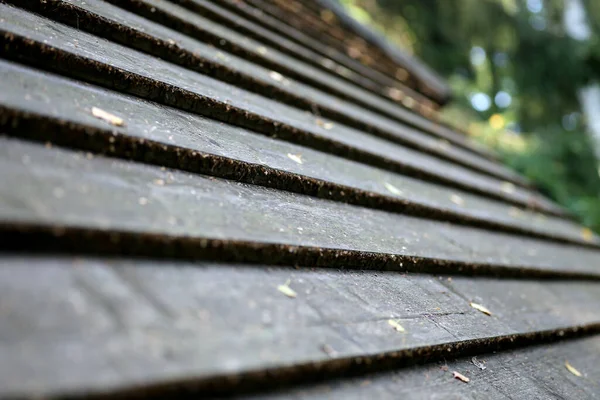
[342,0,600,231]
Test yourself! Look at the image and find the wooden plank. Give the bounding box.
[1,137,600,278]
[100,0,496,161]
[0,5,564,215]
[1,256,600,397]
[0,59,594,247]
[9,0,529,190]
[189,0,422,107]
[247,335,600,399]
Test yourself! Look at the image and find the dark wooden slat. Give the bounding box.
[0,5,564,215]
[101,0,495,161]
[10,0,528,190]
[1,256,600,397]
[308,0,453,103]
[0,60,594,247]
[247,335,600,399]
[188,0,425,107]
[1,137,600,278]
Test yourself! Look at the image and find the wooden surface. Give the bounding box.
[246,335,600,399]
[1,256,600,398]
[8,0,507,182]
[102,0,497,160]
[0,3,569,215]
[1,2,600,399]
[1,137,600,279]
[0,60,594,247]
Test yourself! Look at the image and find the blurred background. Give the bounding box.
[340,0,600,231]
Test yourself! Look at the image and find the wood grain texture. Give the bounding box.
[125,0,492,158]
[1,137,600,278]
[1,255,600,398]
[0,4,565,214]
[0,59,595,247]
[246,335,600,399]
[170,0,409,99]
[5,0,510,183]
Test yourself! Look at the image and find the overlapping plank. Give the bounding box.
[99,0,495,160]
[185,0,422,108]
[1,256,600,397]
[8,0,526,188]
[302,0,453,103]
[170,0,409,105]
[248,335,600,399]
[1,137,600,278]
[0,5,565,215]
[0,60,595,246]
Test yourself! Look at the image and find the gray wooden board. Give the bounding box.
[1,137,600,278]
[0,5,563,214]
[239,0,433,106]
[246,335,600,399]
[6,0,516,186]
[102,0,497,161]
[1,256,600,397]
[0,59,595,247]
[173,0,408,98]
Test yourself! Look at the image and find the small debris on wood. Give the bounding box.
[257,46,268,55]
[581,228,594,242]
[91,107,125,126]
[440,364,449,372]
[508,207,522,218]
[269,71,284,82]
[471,356,487,370]
[501,181,516,194]
[153,179,165,186]
[470,302,492,316]
[565,361,582,377]
[138,197,148,206]
[277,279,297,298]
[320,344,337,357]
[287,153,303,164]
[384,182,404,196]
[316,118,334,130]
[452,371,470,383]
[450,194,465,206]
[387,87,404,101]
[388,319,405,332]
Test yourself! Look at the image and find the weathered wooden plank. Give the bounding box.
[1,256,600,397]
[0,60,594,247]
[9,0,528,190]
[0,5,564,214]
[100,0,496,161]
[306,0,454,104]
[187,0,421,107]
[1,137,600,278]
[247,335,600,399]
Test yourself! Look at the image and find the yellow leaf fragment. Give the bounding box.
[316,118,334,130]
[91,107,125,126]
[581,228,594,242]
[384,182,404,196]
[450,194,465,206]
[287,153,303,164]
[501,181,516,194]
[453,371,470,383]
[269,71,284,82]
[257,46,268,55]
[565,361,582,377]
[277,279,297,298]
[508,207,522,218]
[470,302,492,316]
[388,319,405,332]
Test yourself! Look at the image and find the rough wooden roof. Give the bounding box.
[1,0,600,398]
